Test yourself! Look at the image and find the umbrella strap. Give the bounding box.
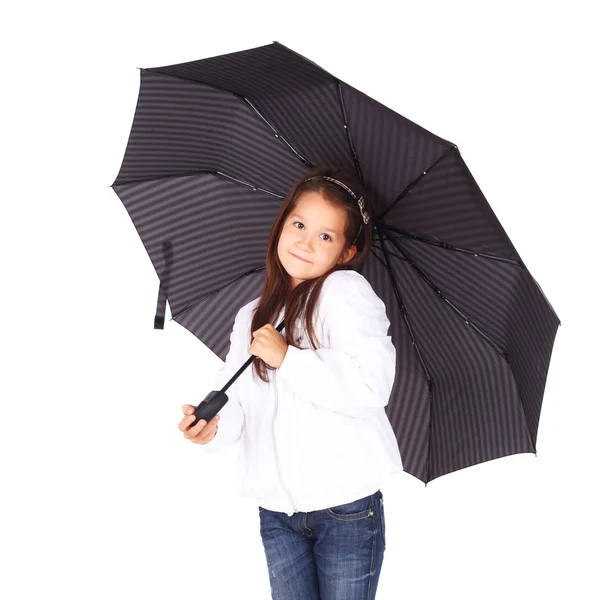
[154,280,167,329]
[154,241,173,329]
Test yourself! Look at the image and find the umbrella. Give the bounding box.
[110,41,561,484]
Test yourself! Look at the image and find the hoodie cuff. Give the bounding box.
[201,397,244,453]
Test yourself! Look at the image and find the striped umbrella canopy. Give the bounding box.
[111,41,561,484]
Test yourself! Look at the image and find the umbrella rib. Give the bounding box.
[110,168,295,191]
[110,168,222,188]
[378,145,459,223]
[381,224,524,267]
[240,95,314,167]
[212,170,286,198]
[143,67,317,171]
[370,244,408,263]
[375,227,434,485]
[334,79,366,187]
[378,224,510,362]
[378,227,539,467]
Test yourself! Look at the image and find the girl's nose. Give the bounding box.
[295,240,311,250]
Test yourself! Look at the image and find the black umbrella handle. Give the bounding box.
[190,318,286,428]
[191,389,229,428]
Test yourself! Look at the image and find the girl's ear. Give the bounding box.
[338,245,357,264]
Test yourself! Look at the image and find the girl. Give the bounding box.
[178,164,403,599]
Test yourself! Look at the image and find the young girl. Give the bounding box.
[178,164,403,599]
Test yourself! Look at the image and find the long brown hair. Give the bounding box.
[249,163,374,384]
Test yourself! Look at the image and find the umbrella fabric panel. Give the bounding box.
[377,147,525,258]
[368,252,535,482]
[501,270,561,449]
[362,256,433,483]
[113,173,277,347]
[339,80,456,217]
[397,234,560,451]
[111,68,305,188]
[174,271,266,364]
[141,43,350,172]
[365,231,559,482]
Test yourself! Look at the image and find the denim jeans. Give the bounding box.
[258,489,386,599]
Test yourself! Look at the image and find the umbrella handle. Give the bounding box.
[191,389,229,428]
[189,319,286,428]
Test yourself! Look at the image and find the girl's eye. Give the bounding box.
[292,221,332,242]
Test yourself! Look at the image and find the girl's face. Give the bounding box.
[277,190,357,289]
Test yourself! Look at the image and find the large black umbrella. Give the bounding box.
[111,41,561,484]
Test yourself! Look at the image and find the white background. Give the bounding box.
[2,1,598,599]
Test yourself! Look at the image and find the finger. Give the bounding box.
[184,418,207,439]
[253,325,268,337]
[178,414,197,432]
[190,416,219,444]
[181,404,195,415]
[185,414,218,439]
[191,423,217,444]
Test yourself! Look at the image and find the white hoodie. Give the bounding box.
[201,269,403,516]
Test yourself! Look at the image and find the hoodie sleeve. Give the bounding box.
[201,307,246,453]
[276,271,396,419]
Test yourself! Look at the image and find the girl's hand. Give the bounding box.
[178,404,219,444]
[249,324,289,369]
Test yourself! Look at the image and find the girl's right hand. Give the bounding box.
[179,404,220,445]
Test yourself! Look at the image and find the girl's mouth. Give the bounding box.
[291,252,310,263]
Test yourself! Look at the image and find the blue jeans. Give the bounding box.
[258,489,386,599]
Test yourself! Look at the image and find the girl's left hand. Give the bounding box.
[249,324,289,369]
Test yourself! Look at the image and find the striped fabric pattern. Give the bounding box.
[111,41,561,483]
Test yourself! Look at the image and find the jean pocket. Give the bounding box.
[325,494,374,521]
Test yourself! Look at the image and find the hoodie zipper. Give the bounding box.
[272,369,298,515]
